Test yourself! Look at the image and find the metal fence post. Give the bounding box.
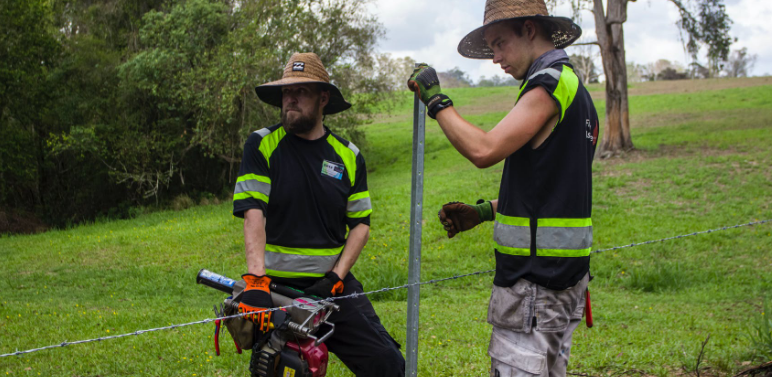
[406,67,426,377]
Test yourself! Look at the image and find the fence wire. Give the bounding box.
[2,218,770,358]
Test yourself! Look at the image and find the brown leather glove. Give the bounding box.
[438,200,493,238]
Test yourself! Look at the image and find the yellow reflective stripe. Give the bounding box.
[236,173,270,184]
[347,209,372,218]
[553,66,579,123]
[537,218,592,228]
[233,191,268,203]
[515,80,529,104]
[496,214,530,227]
[258,127,286,168]
[266,244,343,256]
[348,191,370,201]
[496,246,531,256]
[266,269,324,278]
[327,137,357,187]
[536,248,591,257]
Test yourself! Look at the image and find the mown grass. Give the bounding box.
[1,79,771,376]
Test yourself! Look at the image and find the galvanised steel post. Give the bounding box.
[406,68,426,377]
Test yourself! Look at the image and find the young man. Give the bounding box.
[408,0,599,376]
[234,52,404,377]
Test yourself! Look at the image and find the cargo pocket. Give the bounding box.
[487,284,531,332]
[534,274,587,332]
[488,329,546,376]
[534,301,571,332]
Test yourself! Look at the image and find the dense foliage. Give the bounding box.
[0,0,395,232]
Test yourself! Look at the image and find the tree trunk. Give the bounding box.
[593,0,634,158]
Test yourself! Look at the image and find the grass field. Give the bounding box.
[1,78,771,376]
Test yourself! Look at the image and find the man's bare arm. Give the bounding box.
[244,208,267,276]
[331,223,370,279]
[434,86,558,168]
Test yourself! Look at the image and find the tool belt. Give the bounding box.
[222,296,256,350]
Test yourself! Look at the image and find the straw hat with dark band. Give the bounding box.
[255,52,351,115]
[458,0,582,59]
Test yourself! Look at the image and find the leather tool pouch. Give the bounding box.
[222,280,255,350]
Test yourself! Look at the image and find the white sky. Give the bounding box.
[366,0,772,82]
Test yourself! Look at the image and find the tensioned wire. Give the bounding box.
[1,218,770,358]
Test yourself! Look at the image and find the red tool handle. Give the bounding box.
[214,319,221,356]
[585,288,593,328]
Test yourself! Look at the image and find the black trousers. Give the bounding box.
[279,273,405,377]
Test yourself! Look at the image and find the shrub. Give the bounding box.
[748,297,772,360]
[171,194,195,211]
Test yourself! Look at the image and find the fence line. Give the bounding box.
[2,218,770,358]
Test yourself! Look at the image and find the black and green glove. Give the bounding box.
[438,200,494,238]
[407,64,454,119]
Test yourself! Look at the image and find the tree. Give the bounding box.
[724,47,757,78]
[646,59,687,80]
[551,0,732,157]
[626,61,648,82]
[477,75,519,87]
[1,0,395,232]
[657,67,688,80]
[568,41,600,83]
[569,54,599,83]
[438,67,473,88]
[0,0,61,228]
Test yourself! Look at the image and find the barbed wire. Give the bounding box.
[590,218,771,254]
[2,218,769,358]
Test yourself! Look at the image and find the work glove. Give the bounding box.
[304,271,344,299]
[438,200,494,238]
[407,64,454,119]
[238,274,273,332]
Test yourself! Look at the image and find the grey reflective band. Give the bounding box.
[493,221,531,249]
[264,251,339,276]
[529,68,561,81]
[234,179,270,197]
[254,128,272,137]
[535,226,593,250]
[347,141,360,156]
[347,197,372,212]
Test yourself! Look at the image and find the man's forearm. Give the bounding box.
[244,209,267,276]
[332,223,370,279]
[435,107,495,168]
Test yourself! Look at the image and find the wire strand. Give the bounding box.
[2,218,769,358]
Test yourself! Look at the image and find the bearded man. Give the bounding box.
[233,52,405,377]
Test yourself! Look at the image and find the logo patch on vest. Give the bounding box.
[292,62,305,71]
[321,160,344,180]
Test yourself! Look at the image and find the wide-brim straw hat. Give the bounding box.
[458,0,582,59]
[255,52,351,115]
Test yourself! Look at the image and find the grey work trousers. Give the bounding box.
[487,273,589,377]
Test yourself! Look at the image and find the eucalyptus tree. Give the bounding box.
[552,0,732,157]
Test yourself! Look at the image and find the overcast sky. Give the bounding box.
[366,0,772,82]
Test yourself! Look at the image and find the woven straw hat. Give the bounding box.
[255,52,351,115]
[458,0,582,59]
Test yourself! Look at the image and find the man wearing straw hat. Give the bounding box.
[408,0,599,375]
[233,52,405,376]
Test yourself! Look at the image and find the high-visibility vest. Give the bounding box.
[493,64,599,290]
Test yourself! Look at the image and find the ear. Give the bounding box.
[320,90,330,108]
[524,20,537,41]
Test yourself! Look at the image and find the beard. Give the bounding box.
[281,99,322,135]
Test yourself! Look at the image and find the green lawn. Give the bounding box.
[1,80,771,376]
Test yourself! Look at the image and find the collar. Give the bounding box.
[524,49,570,81]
